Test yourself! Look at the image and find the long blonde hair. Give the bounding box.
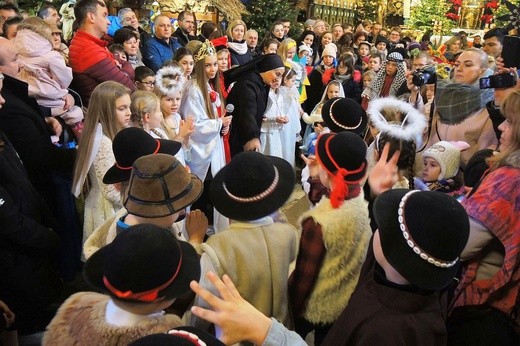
[131,90,160,130]
[72,81,130,195]
[192,41,223,119]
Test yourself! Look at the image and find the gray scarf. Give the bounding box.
[435,70,494,125]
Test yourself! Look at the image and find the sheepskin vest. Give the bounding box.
[42,292,182,345]
[200,220,298,328]
[300,195,371,324]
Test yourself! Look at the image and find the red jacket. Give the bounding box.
[69,30,135,105]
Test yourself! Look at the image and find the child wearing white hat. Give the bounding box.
[417,140,469,196]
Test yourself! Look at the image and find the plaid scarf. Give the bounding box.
[435,72,494,125]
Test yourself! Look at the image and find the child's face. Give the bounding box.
[385,61,398,76]
[148,102,163,129]
[358,45,370,57]
[368,121,379,138]
[426,84,435,100]
[136,76,156,91]
[376,42,386,51]
[322,55,334,67]
[369,57,381,72]
[299,50,309,59]
[362,60,369,71]
[327,84,341,99]
[217,52,229,72]
[422,157,441,182]
[161,92,182,115]
[113,51,127,62]
[284,75,296,88]
[303,34,314,46]
[178,55,194,77]
[204,55,218,80]
[265,43,278,54]
[115,94,131,128]
[363,76,373,89]
[321,33,333,46]
[287,46,296,60]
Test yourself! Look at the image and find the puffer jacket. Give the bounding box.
[15,29,71,108]
[69,30,135,105]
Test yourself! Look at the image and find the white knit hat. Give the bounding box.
[321,43,337,58]
[299,44,313,55]
[422,141,469,180]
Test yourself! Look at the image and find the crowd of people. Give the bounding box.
[0,0,519,344]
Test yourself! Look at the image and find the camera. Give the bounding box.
[412,66,437,87]
[479,72,517,89]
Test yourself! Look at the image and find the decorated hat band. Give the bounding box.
[398,190,458,268]
[102,245,183,302]
[223,166,279,203]
[328,98,364,131]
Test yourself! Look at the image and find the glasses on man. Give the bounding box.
[138,80,155,86]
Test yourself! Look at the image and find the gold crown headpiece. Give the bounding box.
[194,40,216,62]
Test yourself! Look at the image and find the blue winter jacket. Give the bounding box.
[142,35,182,72]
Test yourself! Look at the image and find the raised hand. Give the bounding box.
[190,272,271,345]
[368,142,400,197]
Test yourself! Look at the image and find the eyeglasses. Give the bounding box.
[138,80,155,86]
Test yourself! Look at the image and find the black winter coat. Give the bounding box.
[0,131,62,333]
[226,71,269,156]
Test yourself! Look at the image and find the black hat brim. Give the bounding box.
[322,98,368,135]
[83,238,200,301]
[103,139,182,185]
[373,189,460,291]
[209,156,295,221]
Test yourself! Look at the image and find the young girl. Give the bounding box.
[260,67,288,158]
[178,40,232,233]
[154,65,193,164]
[416,140,469,197]
[322,53,363,103]
[289,131,372,344]
[279,69,303,167]
[72,81,130,248]
[174,47,194,80]
[15,17,84,139]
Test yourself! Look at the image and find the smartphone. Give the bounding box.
[501,36,520,69]
[479,72,517,89]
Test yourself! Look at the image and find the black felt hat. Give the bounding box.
[315,132,368,183]
[129,327,225,346]
[374,189,470,290]
[103,127,182,184]
[321,97,368,135]
[209,151,295,221]
[84,224,200,302]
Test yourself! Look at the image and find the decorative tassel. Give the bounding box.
[330,168,348,209]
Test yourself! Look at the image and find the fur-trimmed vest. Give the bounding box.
[200,220,298,327]
[42,292,182,345]
[300,195,371,324]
